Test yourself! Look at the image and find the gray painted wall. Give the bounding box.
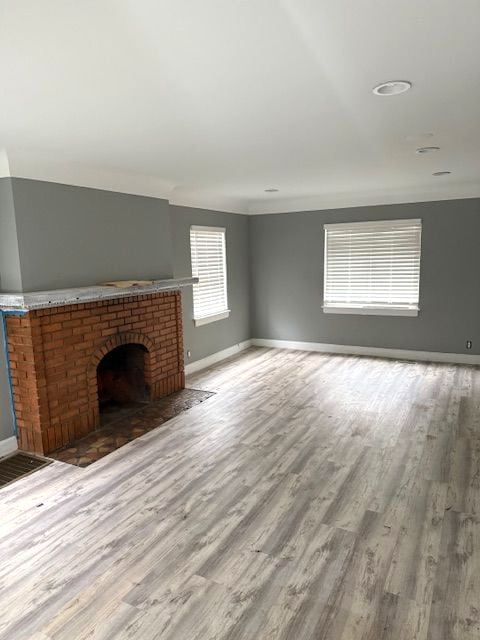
[10,178,173,291]
[0,178,22,292]
[250,198,480,354]
[0,179,21,441]
[171,205,250,363]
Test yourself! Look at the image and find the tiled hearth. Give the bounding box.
[0,279,196,455]
[50,388,215,467]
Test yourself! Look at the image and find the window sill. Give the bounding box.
[194,310,231,327]
[322,306,419,317]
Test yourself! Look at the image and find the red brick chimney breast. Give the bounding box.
[5,291,185,454]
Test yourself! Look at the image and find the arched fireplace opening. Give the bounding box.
[96,343,150,413]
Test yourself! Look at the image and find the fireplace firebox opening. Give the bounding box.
[96,343,150,411]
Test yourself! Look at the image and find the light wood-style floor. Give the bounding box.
[1,347,479,640]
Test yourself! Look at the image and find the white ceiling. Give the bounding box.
[1,0,479,214]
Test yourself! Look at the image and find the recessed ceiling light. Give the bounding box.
[372,80,412,96]
[416,146,440,154]
[432,171,451,176]
[265,188,279,193]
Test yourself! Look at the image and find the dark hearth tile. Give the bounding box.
[49,388,215,467]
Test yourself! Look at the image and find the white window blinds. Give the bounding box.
[190,226,229,322]
[323,218,421,315]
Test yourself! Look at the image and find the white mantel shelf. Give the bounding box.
[0,277,198,312]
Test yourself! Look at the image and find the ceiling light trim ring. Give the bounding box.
[372,80,412,96]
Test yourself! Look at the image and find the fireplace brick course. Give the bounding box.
[5,291,185,455]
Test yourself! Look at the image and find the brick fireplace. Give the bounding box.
[0,280,195,455]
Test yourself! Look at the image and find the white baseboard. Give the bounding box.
[251,338,480,366]
[0,436,18,458]
[185,340,252,375]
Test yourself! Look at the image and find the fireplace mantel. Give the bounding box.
[0,277,197,312]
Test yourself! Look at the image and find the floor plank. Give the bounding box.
[0,347,479,639]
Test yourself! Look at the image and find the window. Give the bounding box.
[323,218,422,316]
[190,226,229,326]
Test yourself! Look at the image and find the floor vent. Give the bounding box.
[0,452,52,489]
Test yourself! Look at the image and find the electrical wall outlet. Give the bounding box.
[187,350,192,358]
[466,340,473,350]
